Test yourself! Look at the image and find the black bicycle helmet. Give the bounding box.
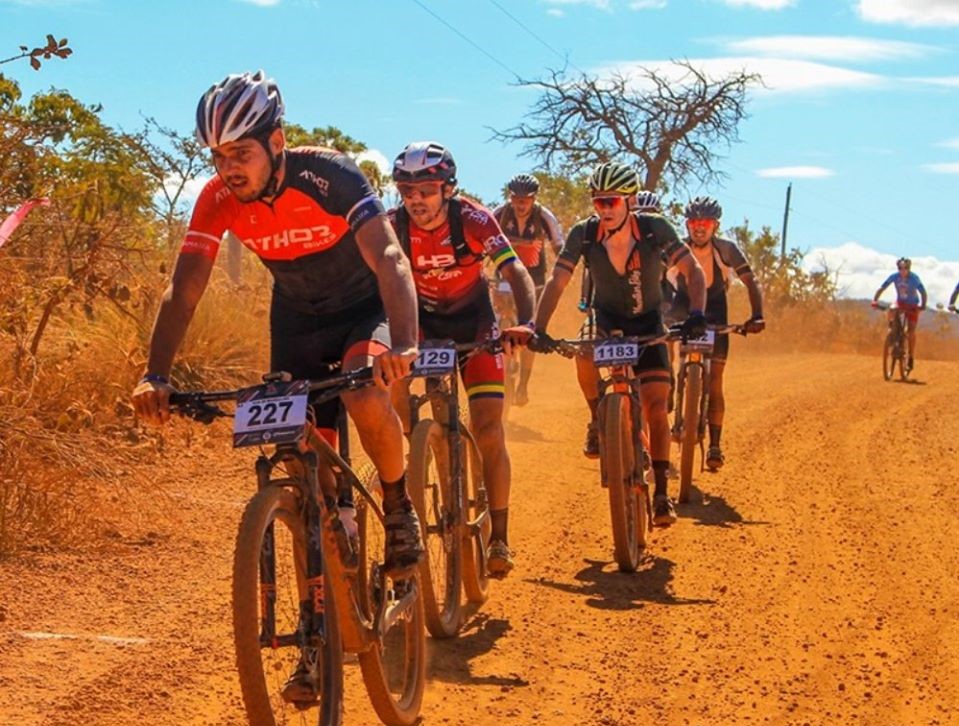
[507,173,540,196]
[636,190,662,213]
[392,141,457,186]
[684,196,723,220]
[588,162,640,195]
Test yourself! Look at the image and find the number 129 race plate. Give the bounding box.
[233,380,309,448]
[412,344,457,377]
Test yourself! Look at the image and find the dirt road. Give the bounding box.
[2,350,958,725]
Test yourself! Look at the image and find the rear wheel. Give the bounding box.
[460,429,491,604]
[233,487,344,726]
[407,419,462,639]
[356,473,426,726]
[678,363,703,503]
[600,393,643,573]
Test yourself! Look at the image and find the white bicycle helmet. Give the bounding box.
[392,142,457,186]
[195,70,284,148]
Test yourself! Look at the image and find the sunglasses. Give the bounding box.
[687,218,716,227]
[397,182,444,199]
[591,196,626,209]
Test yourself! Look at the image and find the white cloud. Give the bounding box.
[546,7,565,15]
[922,162,959,174]
[602,57,884,94]
[909,76,959,87]
[238,0,281,5]
[630,0,666,9]
[937,138,959,150]
[757,165,835,178]
[723,36,933,62]
[857,0,959,27]
[355,148,392,177]
[722,0,794,8]
[803,241,959,304]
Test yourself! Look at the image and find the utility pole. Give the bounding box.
[781,182,792,262]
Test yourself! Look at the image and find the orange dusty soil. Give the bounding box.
[2,349,959,726]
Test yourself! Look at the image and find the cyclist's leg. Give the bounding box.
[635,345,675,525]
[461,311,514,575]
[515,280,545,405]
[905,307,919,364]
[339,311,423,573]
[706,334,729,468]
[576,311,602,457]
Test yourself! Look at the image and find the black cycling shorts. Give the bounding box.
[592,308,671,382]
[270,294,391,430]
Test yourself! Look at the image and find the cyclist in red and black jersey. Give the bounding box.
[131,73,424,624]
[668,197,765,470]
[534,162,707,526]
[492,174,564,406]
[388,142,536,578]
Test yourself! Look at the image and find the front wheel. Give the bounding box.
[460,428,491,604]
[882,332,895,381]
[408,419,462,639]
[356,472,426,726]
[600,393,644,573]
[233,487,344,726]
[678,363,703,503]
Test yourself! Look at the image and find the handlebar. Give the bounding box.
[169,366,376,424]
[530,322,752,358]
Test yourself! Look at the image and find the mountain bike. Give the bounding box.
[170,367,426,726]
[404,340,494,638]
[671,324,747,503]
[536,330,674,572]
[875,303,910,381]
[488,277,519,414]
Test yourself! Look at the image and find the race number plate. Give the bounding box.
[233,380,309,448]
[593,338,640,367]
[412,343,457,377]
[680,329,716,354]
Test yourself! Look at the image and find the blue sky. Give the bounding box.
[3,0,959,302]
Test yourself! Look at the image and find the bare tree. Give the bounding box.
[491,61,762,193]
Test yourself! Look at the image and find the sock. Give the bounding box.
[652,461,669,498]
[381,473,408,511]
[709,424,722,448]
[490,508,509,544]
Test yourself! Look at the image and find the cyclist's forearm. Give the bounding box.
[744,275,764,318]
[504,262,536,323]
[145,288,198,378]
[376,248,418,350]
[534,269,571,330]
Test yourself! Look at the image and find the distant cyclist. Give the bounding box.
[872,257,927,370]
[667,196,765,471]
[533,162,707,526]
[388,142,536,577]
[493,173,564,406]
[948,277,959,313]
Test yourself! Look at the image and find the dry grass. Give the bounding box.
[0,259,271,556]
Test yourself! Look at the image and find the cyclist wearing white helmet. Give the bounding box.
[492,173,564,406]
[388,142,537,578]
[533,161,707,526]
[133,73,424,703]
